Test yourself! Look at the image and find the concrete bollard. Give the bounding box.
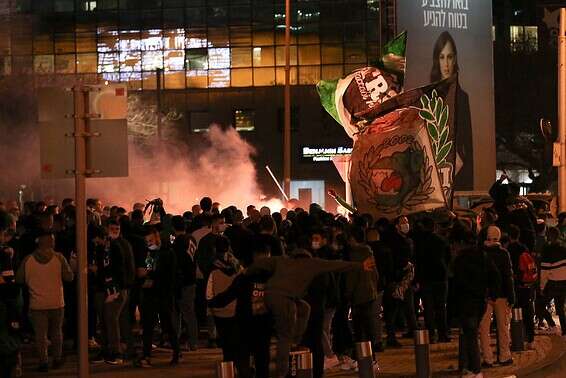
[216,361,235,378]
[414,329,432,378]
[511,307,525,352]
[288,349,313,378]
[355,341,375,378]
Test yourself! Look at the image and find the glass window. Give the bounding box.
[208,6,228,25]
[231,47,251,67]
[55,54,76,73]
[230,5,250,25]
[253,29,274,46]
[142,10,161,29]
[142,71,157,89]
[208,48,230,69]
[164,71,185,89]
[298,65,320,85]
[344,44,366,64]
[230,26,252,46]
[100,0,118,9]
[0,57,11,75]
[163,29,185,50]
[55,0,74,12]
[275,31,297,45]
[254,67,275,86]
[322,64,343,80]
[76,33,96,52]
[298,45,320,65]
[231,68,252,87]
[77,53,97,73]
[253,46,275,67]
[234,109,255,131]
[186,70,208,88]
[186,28,207,48]
[275,67,297,85]
[34,55,55,74]
[321,44,343,65]
[120,50,142,71]
[98,51,119,72]
[119,30,141,51]
[11,35,32,55]
[141,30,163,51]
[55,33,75,54]
[209,69,230,87]
[253,4,274,26]
[142,51,163,71]
[275,46,297,66]
[165,50,185,71]
[186,7,206,27]
[510,26,538,53]
[208,27,229,47]
[344,22,365,42]
[98,31,119,52]
[0,31,11,56]
[186,48,208,69]
[34,35,54,54]
[12,56,32,74]
[164,8,184,28]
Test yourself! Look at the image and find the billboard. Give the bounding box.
[397,0,495,191]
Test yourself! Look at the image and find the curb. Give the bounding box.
[516,335,566,377]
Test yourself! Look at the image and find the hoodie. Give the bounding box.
[16,249,73,310]
[482,243,515,305]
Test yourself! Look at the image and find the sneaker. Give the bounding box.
[88,338,100,349]
[91,352,105,364]
[105,355,124,365]
[339,356,357,371]
[499,358,513,366]
[137,357,152,368]
[37,363,48,373]
[324,355,340,370]
[52,358,65,369]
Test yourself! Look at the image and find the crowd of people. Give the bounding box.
[0,175,565,378]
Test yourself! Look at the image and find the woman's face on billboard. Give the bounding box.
[439,41,456,79]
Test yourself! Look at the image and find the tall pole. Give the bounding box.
[74,85,89,378]
[156,68,163,142]
[284,0,292,200]
[559,8,566,212]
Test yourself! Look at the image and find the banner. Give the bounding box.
[397,0,496,191]
[350,80,456,218]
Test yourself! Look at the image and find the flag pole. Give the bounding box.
[283,0,292,200]
[559,8,566,212]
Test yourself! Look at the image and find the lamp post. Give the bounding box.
[559,8,566,211]
[284,0,292,200]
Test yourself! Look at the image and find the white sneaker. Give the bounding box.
[339,356,357,371]
[324,355,340,370]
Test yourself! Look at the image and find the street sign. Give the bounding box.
[38,85,129,179]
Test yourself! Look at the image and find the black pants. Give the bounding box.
[535,289,556,327]
[384,288,417,340]
[545,280,566,336]
[237,315,272,378]
[516,286,535,342]
[332,303,353,356]
[352,300,378,354]
[214,316,238,363]
[421,282,449,339]
[141,293,179,358]
[302,305,325,378]
[458,304,485,375]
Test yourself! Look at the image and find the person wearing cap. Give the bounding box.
[15,229,73,373]
[479,225,515,367]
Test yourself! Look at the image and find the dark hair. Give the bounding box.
[143,225,160,237]
[430,31,459,82]
[215,235,231,255]
[259,215,276,233]
[508,225,521,240]
[449,221,475,245]
[171,215,185,232]
[311,228,330,241]
[211,213,224,224]
[200,197,213,212]
[86,198,98,208]
[108,219,120,227]
[62,198,74,208]
[131,209,144,222]
[348,225,366,244]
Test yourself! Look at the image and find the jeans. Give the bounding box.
[178,285,199,348]
[352,300,378,355]
[94,290,127,355]
[385,287,417,340]
[265,294,311,378]
[479,298,511,364]
[140,293,179,358]
[545,280,566,335]
[118,290,136,359]
[535,289,556,327]
[458,304,485,375]
[322,308,335,357]
[421,282,449,339]
[30,308,64,364]
[516,286,535,342]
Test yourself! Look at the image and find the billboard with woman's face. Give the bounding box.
[397,0,495,192]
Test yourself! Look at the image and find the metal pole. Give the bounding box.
[414,329,431,378]
[74,85,89,378]
[510,307,525,352]
[156,67,163,142]
[283,0,292,199]
[355,341,375,378]
[559,8,566,212]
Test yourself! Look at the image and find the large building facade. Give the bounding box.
[0,0,392,207]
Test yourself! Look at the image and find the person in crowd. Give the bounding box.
[414,217,451,343]
[137,226,179,367]
[86,198,103,227]
[171,215,198,352]
[256,215,285,258]
[16,230,74,372]
[224,209,254,265]
[451,223,500,378]
[506,225,537,348]
[200,197,213,215]
[540,227,566,337]
[479,226,515,367]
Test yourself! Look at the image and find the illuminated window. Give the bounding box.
[55,54,76,74]
[142,50,163,71]
[510,26,538,53]
[209,69,230,88]
[82,1,97,11]
[253,46,275,67]
[231,48,252,68]
[77,53,97,73]
[234,110,255,131]
[164,50,185,71]
[34,55,54,74]
[321,45,343,65]
[120,51,141,72]
[275,46,298,66]
[186,48,208,70]
[231,68,252,87]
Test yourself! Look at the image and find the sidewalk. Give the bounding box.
[19,332,562,377]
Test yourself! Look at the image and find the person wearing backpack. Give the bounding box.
[540,227,566,338]
[507,225,537,348]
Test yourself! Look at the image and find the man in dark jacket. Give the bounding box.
[451,225,500,377]
[138,226,179,367]
[506,225,536,347]
[479,226,515,366]
[172,215,198,351]
[414,217,451,343]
